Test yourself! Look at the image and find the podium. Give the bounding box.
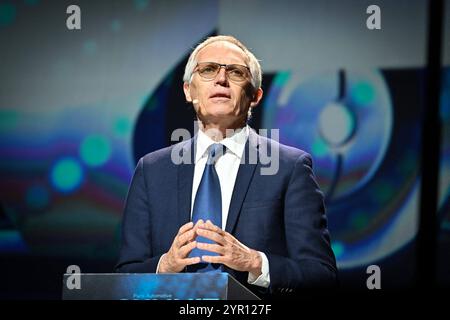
[62,273,260,300]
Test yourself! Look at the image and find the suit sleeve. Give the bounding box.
[114,157,163,273]
[266,153,338,292]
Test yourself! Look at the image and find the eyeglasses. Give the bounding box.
[194,62,251,83]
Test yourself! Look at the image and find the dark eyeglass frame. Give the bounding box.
[194,62,251,83]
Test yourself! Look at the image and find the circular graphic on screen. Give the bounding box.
[263,70,393,201]
[262,69,423,269]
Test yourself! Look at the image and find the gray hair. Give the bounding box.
[183,35,262,89]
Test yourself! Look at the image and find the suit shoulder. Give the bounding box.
[140,139,192,167]
[258,134,311,163]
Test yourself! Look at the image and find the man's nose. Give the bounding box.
[214,67,228,85]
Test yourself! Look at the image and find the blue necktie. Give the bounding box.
[188,143,224,272]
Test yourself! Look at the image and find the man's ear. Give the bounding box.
[183,82,192,102]
[250,87,263,108]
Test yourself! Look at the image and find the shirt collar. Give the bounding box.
[195,125,249,163]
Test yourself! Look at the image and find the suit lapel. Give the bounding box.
[225,129,260,234]
[177,137,195,227]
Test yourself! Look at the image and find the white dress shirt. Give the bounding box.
[158,126,270,288]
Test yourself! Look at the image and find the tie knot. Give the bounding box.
[207,143,225,164]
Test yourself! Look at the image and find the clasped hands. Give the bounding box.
[159,219,262,276]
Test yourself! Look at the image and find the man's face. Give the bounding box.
[183,41,263,127]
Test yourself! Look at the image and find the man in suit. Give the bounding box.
[115,35,337,296]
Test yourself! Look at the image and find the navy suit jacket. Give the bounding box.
[115,129,338,296]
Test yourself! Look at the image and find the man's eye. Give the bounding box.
[229,68,245,77]
[202,66,216,73]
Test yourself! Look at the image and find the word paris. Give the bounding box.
[170,123,280,176]
[66,5,381,31]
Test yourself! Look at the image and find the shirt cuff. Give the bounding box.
[156,253,166,273]
[247,251,270,288]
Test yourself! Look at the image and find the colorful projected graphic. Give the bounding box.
[0,104,134,258]
[263,70,393,200]
[263,69,422,268]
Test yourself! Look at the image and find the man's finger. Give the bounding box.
[193,219,204,228]
[179,241,197,257]
[177,229,196,247]
[177,221,194,235]
[181,257,202,266]
[196,242,224,255]
[201,220,225,235]
[201,255,224,264]
[196,228,226,245]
